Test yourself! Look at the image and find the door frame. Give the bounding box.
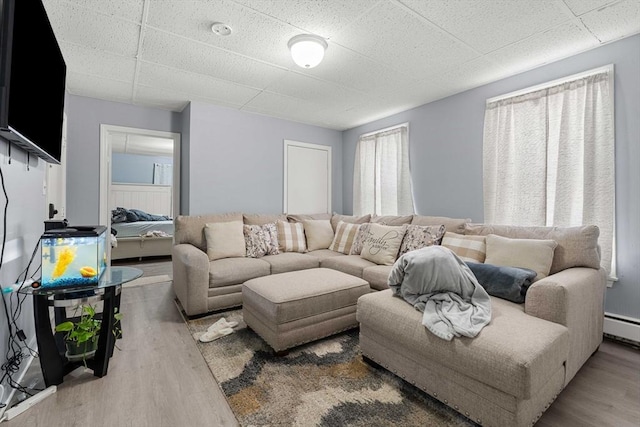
[283,140,332,214]
[99,125,181,225]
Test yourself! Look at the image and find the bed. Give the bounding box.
[110,183,174,261]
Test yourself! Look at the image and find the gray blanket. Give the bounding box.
[388,246,492,341]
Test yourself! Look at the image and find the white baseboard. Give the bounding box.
[0,336,37,420]
[604,313,640,343]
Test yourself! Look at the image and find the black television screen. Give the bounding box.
[0,0,66,164]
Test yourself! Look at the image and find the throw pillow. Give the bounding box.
[276,220,307,253]
[399,224,446,256]
[349,223,371,255]
[329,221,360,254]
[441,232,486,263]
[204,221,245,261]
[484,234,557,281]
[360,223,408,265]
[243,223,279,258]
[466,262,537,304]
[302,219,334,251]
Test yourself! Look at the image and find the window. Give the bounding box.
[483,65,615,277]
[353,123,414,216]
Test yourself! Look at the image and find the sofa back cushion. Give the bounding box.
[370,215,413,226]
[411,215,470,234]
[464,224,600,274]
[243,213,287,225]
[286,213,332,222]
[175,212,243,251]
[330,214,371,231]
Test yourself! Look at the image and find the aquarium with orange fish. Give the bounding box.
[40,226,108,289]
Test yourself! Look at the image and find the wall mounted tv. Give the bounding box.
[0,0,66,165]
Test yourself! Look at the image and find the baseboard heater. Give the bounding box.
[603,312,640,345]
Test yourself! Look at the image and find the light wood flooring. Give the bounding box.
[4,258,639,427]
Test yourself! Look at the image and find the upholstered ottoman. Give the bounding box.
[242,268,370,353]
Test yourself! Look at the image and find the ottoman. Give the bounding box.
[242,268,370,353]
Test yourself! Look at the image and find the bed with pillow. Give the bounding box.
[111,207,174,260]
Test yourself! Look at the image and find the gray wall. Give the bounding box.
[111,152,173,184]
[180,103,191,214]
[185,101,343,215]
[342,35,640,319]
[0,144,43,407]
[64,95,182,224]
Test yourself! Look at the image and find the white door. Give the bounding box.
[284,140,331,214]
[45,113,67,220]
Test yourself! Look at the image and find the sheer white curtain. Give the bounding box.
[483,67,615,276]
[153,163,172,185]
[353,125,414,216]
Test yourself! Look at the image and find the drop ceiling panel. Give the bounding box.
[234,0,379,38]
[332,1,478,81]
[580,0,640,42]
[43,1,141,57]
[243,91,330,120]
[562,0,619,16]
[140,28,287,89]
[59,42,136,83]
[146,0,297,68]
[65,72,133,103]
[434,57,509,96]
[137,62,261,106]
[134,86,192,112]
[400,0,571,54]
[50,0,145,23]
[264,71,370,105]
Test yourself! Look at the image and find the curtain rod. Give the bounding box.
[486,64,614,104]
[360,122,409,138]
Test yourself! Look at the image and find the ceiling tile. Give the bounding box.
[242,91,329,120]
[134,86,196,112]
[562,0,619,16]
[332,1,478,81]
[137,62,262,106]
[45,0,145,23]
[59,42,136,83]
[580,0,640,42]
[44,1,141,57]
[400,0,571,54]
[264,71,369,106]
[140,28,288,89]
[146,0,297,68]
[488,21,600,75]
[434,57,510,96]
[233,0,378,38]
[65,72,133,103]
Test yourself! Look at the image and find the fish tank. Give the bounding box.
[40,226,108,289]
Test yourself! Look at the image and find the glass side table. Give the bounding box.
[21,266,143,386]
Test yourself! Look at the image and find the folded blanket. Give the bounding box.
[111,207,171,223]
[388,246,492,341]
[465,262,537,304]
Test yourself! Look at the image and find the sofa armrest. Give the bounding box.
[172,243,210,316]
[525,267,606,384]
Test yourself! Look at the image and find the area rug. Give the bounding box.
[184,309,476,427]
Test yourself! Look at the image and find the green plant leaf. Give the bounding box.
[55,321,74,332]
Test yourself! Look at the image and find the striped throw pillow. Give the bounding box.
[441,232,486,263]
[329,221,360,254]
[276,220,307,253]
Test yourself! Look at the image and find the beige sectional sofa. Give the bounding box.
[171,211,606,427]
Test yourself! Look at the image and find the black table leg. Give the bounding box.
[33,294,64,387]
[91,287,116,378]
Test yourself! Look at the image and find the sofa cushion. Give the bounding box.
[276,220,307,253]
[321,255,377,278]
[209,257,270,288]
[243,213,287,225]
[330,214,371,231]
[412,215,470,234]
[329,221,360,254]
[441,232,486,263]
[357,290,569,399]
[302,219,334,251]
[485,234,557,281]
[363,265,393,291]
[204,221,246,260]
[175,212,242,251]
[286,213,332,222]
[464,224,600,274]
[306,249,346,261]
[261,253,320,274]
[371,215,413,226]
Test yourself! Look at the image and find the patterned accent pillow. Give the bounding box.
[441,232,486,263]
[276,220,307,253]
[360,223,408,265]
[243,223,279,258]
[349,223,371,255]
[329,221,360,254]
[398,224,446,256]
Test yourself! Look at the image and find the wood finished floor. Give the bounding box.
[4,258,639,427]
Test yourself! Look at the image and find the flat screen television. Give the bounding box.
[0,0,66,164]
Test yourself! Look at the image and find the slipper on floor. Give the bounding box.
[207,318,239,333]
[199,327,234,343]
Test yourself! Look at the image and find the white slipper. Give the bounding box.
[199,327,234,343]
[207,318,238,333]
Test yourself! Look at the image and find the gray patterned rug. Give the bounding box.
[184,308,475,427]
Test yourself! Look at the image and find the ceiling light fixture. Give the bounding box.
[288,34,328,69]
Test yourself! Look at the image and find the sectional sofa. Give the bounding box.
[171,211,606,427]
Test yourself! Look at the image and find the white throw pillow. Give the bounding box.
[204,221,246,261]
[484,234,558,281]
[360,223,407,265]
[302,219,334,251]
